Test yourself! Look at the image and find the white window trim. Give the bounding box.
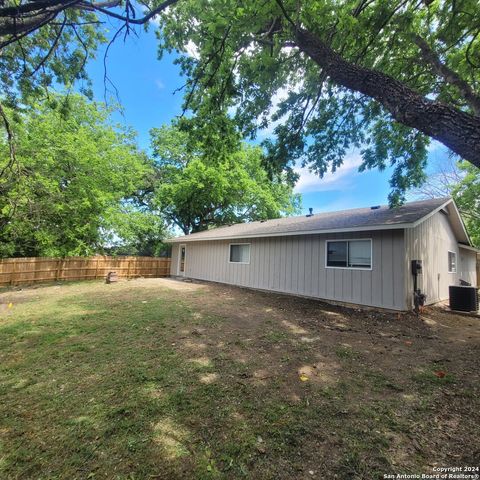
[178,243,187,276]
[325,239,373,271]
[228,243,251,264]
[448,250,457,273]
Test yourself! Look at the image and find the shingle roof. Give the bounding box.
[166,197,452,242]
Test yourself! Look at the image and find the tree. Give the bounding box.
[0,0,175,167]
[153,0,480,203]
[0,94,160,257]
[413,158,480,247]
[0,1,176,99]
[2,0,480,203]
[101,205,168,256]
[453,163,480,247]
[149,124,301,234]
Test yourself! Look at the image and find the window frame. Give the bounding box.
[178,243,186,276]
[448,250,457,273]
[325,239,373,271]
[228,243,251,265]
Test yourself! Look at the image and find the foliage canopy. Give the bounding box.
[154,0,480,203]
[1,1,479,202]
[149,123,301,234]
[0,94,161,257]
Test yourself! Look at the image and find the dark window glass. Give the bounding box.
[327,240,372,269]
[230,244,250,263]
[327,241,348,267]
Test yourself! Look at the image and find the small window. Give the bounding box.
[326,240,372,269]
[229,244,250,264]
[326,241,348,267]
[448,251,456,273]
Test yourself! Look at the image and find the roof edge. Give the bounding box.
[410,198,471,246]
[459,243,480,253]
[410,198,452,228]
[165,222,414,243]
[447,200,472,246]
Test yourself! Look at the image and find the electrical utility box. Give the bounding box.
[411,260,423,275]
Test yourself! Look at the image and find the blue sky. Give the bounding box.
[86,25,446,215]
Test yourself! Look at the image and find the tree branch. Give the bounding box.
[414,35,480,115]
[292,28,480,167]
[0,102,17,179]
[28,13,68,77]
[0,0,178,42]
[86,0,178,25]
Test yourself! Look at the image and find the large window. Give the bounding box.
[326,240,372,269]
[448,251,456,273]
[229,243,250,264]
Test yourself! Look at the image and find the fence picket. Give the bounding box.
[0,256,171,286]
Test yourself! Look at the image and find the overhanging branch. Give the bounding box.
[292,28,480,167]
[414,35,480,116]
[0,0,179,43]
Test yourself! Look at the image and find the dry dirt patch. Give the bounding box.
[0,278,478,479]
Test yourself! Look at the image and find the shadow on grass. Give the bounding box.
[0,283,478,479]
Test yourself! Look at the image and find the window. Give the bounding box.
[326,241,348,267]
[326,240,372,269]
[179,245,186,273]
[448,251,456,273]
[229,244,250,264]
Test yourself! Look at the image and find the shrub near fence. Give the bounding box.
[0,256,171,286]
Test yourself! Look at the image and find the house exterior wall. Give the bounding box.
[459,249,477,286]
[171,229,407,310]
[404,210,476,306]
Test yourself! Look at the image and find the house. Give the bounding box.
[166,198,478,311]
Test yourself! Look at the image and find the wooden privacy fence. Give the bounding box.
[0,256,171,286]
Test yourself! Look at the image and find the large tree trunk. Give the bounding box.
[295,29,480,168]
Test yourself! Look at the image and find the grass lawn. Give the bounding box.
[0,278,479,479]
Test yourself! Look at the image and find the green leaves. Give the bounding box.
[1,9,106,107]
[452,161,480,247]
[154,0,480,202]
[0,94,155,257]
[149,122,300,234]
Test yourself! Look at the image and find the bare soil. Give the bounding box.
[0,277,478,479]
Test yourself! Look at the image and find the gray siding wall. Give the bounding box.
[171,229,406,310]
[404,211,476,306]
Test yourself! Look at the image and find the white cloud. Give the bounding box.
[293,153,363,193]
[155,79,165,90]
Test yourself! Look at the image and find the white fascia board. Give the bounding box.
[447,200,472,245]
[410,199,452,228]
[164,222,413,243]
[411,198,471,246]
[458,243,480,253]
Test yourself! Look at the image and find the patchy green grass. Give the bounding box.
[0,279,479,479]
[412,367,456,388]
[335,345,360,360]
